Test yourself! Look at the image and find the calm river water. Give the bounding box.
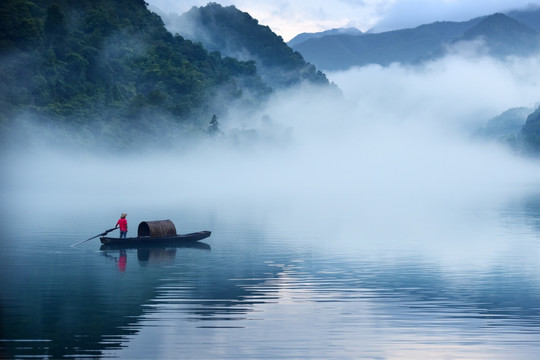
[2,191,540,359]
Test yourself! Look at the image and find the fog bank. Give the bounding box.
[2,52,540,239]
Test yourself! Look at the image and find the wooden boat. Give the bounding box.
[100,231,211,245]
[100,237,211,251]
[100,220,211,246]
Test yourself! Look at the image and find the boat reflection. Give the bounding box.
[100,241,211,268]
[136,247,177,264]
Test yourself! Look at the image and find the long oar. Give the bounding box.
[71,227,118,247]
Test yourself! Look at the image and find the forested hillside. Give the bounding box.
[0,0,274,149]
[158,3,330,90]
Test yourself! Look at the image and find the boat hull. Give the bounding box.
[100,230,211,246]
[100,240,211,251]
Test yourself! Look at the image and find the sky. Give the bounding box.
[146,0,540,41]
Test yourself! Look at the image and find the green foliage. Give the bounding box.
[0,0,43,50]
[0,0,272,150]
[170,3,330,89]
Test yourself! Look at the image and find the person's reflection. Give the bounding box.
[116,249,127,272]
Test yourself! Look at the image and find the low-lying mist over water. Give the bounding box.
[3,51,540,236]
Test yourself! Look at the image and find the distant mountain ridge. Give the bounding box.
[288,27,363,47]
[291,17,483,70]
[458,12,539,56]
[290,8,540,71]
[506,7,540,31]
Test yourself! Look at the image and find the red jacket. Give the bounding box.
[116,218,128,232]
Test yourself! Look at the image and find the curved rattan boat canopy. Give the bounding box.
[137,220,177,238]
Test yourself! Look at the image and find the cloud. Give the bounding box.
[147,0,390,40]
[371,0,540,32]
[215,52,540,218]
[146,0,540,41]
[330,53,540,131]
[3,51,540,242]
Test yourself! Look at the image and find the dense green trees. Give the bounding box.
[0,0,272,149]
[162,3,330,89]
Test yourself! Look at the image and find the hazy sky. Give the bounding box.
[146,0,540,41]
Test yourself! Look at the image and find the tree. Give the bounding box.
[207,114,220,135]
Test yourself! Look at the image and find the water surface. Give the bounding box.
[2,195,540,359]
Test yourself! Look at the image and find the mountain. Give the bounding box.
[291,10,540,71]
[456,13,540,57]
[507,6,540,31]
[0,0,277,149]
[291,18,482,70]
[522,107,540,154]
[476,107,531,146]
[287,27,363,48]
[479,105,540,155]
[157,3,330,90]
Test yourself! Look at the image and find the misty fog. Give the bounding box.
[2,50,540,255]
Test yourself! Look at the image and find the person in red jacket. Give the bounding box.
[116,213,128,238]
